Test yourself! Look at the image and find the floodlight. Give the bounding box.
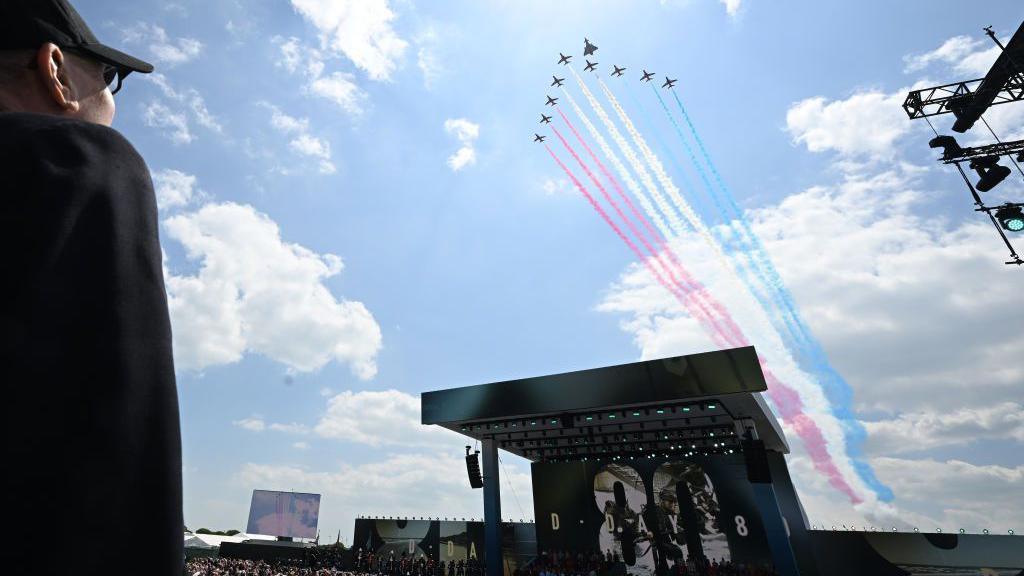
[995,205,1024,232]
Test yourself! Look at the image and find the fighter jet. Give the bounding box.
[583,38,598,56]
[540,114,552,124]
[534,134,546,143]
[584,60,598,72]
[551,75,565,87]
[546,95,558,106]
[662,77,677,89]
[558,53,572,65]
[641,70,655,82]
[612,65,626,77]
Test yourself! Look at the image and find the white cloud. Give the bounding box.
[719,0,741,17]
[864,403,1024,455]
[314,389,452,447]
[152,168,198,210]
[164,202,382,377]
[273,37,367,117]
[871,458,1024,532]
[541,177,571,196]
[444,118,480,172]
[122,22,202,66]
[309,72,365,116]
[903,34,1000,77]
[414,27,445,89]
[143,74,222,139]
[289,0,408,82]
[143,101,192,144]
[292,442,310,450]
[785,90,910,158]
[265,104,337,174]
[233,417,266,432]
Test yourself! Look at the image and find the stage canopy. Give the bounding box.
[422,346,787,462]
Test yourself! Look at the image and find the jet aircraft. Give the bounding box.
[540,114,552,124]
[584,60,598,72]
[641,70,655,82]
[612,65,626,77]
[662,77,677,89]
[546,95,558,106]
[583,38,598,56]
[551,76,564,87]
[558,53,572,65]
[534,134,546,143]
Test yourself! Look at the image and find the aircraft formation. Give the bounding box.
[535,37,679,142]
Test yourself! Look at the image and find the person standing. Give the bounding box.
[0,1,181,573]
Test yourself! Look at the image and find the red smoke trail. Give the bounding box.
[556,108,746,348]
[545,144,732,350]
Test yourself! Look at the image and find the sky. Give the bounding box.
[74,0,1024,542]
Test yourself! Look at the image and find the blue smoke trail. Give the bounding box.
[663,87,893,501]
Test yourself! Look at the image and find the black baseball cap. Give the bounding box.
[0,0,154,79]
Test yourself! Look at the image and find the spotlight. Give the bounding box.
[970,156,1011,192]
[959,528,966,534]
[983,529,990,535]
[891,527,898,533]
[913,528,920,533]
[995,205,1024,232]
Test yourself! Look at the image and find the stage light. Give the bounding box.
[970,156,1011,192]
[983,529,990,535]
[995,205,1024,232]
[959,528,965,534]
[913,528,920,533]
[936,528,942,533]
[892,527,897,532]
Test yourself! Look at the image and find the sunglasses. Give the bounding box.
[64,48,125,95]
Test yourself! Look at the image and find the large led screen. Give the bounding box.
[246,490,321,539]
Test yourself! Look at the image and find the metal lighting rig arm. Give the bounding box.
[904,21,1024,132]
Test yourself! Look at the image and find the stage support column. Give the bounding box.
[481,437,502,576]
[741,423,801,576]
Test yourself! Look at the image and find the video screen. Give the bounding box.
[245,490,321,539]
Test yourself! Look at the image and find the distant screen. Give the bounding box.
[245,490,321,538]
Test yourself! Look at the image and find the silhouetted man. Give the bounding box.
[0,1,181,574]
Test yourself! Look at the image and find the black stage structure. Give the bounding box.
[422,346,810,576]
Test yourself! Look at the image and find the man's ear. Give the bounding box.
[35,43,79,114]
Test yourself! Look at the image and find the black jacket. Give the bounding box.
[0,112,182,574]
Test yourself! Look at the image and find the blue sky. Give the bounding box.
[77,0,1024,541]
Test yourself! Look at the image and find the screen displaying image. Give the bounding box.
[245,490,321,539]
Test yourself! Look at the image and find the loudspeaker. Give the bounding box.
[742,438,772,484]
[466,451,483,489]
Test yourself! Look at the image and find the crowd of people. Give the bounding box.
[354,550,485,576]
[185,557,345,576]
[183,547,777,576]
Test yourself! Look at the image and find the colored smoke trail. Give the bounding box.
[567,67,694,242]
[550,128,736,349]
[548,125,860,501]
[665,88,891,500]
[555,111,744,347]
[648,85,807,363]
[591,74,870,505]
[653,85,808,366]
[543,144,735,349]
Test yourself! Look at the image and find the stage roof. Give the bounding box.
[421,346,788,462]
